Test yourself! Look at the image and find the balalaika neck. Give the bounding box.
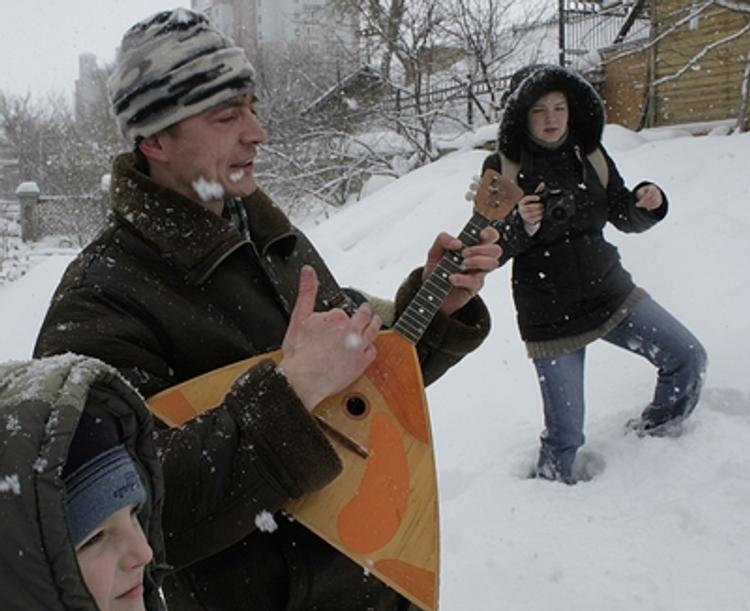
[393,211,490,344]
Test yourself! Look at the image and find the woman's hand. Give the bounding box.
[517,182,545,226]
[635,184,663,210]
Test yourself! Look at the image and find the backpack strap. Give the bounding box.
[498,151,520,184]
[498,148,609,188]
[586,148,609,189]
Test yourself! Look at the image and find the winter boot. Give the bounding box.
[625,404,689,437]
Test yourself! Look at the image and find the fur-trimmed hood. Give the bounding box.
[0,355,167,610]
[498,64,605,161]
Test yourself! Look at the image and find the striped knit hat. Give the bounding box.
[108,8,256,144]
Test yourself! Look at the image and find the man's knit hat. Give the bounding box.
[62,411,146,547]
[107,8,256,144]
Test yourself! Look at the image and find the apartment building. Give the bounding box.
[191,0,358,65]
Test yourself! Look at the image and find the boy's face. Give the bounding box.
[153,94,268,207]
[75,504,153,611]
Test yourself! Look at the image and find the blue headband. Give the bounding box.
[64,444,147,547]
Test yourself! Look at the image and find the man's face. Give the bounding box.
[156,94,268,206]
[75,505,153,611]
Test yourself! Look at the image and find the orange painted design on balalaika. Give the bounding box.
[147,170,522,610]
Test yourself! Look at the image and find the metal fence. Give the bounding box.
[561,0,650,64]
[377,3,650,124]
[36,195,108,243]
[14,187,109,246]
[383,71,516,126]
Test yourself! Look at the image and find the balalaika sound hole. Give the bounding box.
[344,394,369,419]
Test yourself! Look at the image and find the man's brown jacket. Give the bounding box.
[34,152,491,610]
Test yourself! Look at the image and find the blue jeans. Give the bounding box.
[533,296,707,483]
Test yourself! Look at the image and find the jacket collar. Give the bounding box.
[110,153,297,283]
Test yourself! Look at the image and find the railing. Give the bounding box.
[382,72,516,124]
[35,194,108,245]
[13,187,108,245]
[561,0,650,63]
[374,3,650,122]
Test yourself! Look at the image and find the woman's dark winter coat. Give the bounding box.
[484,64,668,343]
[0,355,167,611]
[33,152,491,610]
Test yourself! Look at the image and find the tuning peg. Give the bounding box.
[464,190,474,202]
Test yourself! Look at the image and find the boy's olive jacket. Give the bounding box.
[0,355,167,611]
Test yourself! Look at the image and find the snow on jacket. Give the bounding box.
[33,152,492,610]
[484,64,668,345]
[0,355,167,611]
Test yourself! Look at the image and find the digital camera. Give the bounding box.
[539,187,576,223]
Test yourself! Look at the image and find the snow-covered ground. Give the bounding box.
[2,125,749,610]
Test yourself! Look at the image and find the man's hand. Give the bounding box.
[423,225,502,316]
[280,266,382,411]
[635,184,663,210]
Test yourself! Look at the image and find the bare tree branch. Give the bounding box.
[736,51,750,132]
[601,1,715,65]
[716,1,750,13]
[652,18,750,87]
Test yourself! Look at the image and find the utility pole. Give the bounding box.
[558,0,566,66]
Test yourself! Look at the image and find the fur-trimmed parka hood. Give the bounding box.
[0,355,167,610]
[498,64,605,161]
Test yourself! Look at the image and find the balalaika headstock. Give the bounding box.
[470,169,524,222]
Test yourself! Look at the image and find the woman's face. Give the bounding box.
[75,505,153,611]
[527,91,569,144]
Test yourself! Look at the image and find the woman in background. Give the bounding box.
[482,64,706,484]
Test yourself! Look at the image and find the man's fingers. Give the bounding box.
[459,257,500,274]
[449,271,485,294]
[361,313,382,344]
[348,303,382,348]
[424,232,462,279]
[480,225,500,243]
[428,232,462,260]
[350,302,379,330]
[463,241,502,264]
[288,265,318,333]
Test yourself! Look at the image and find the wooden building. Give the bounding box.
[651,0,750,128]
[600,1,750,130]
